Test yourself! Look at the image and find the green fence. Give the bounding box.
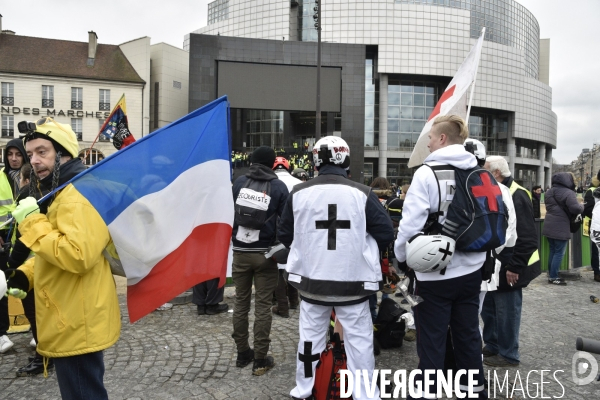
[536,219,591,271]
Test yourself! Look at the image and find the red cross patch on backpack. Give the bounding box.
[425,164,507,252]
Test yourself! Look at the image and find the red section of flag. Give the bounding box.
[471,172,502,212]
[126,223,232,323]
[427,84,457,122]
[120,135,136,150]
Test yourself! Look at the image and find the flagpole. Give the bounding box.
[83,94,126,164]
[466,27,485,122]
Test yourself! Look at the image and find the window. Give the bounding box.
[79,148,105,166]
[2,115,14,137]
[207,0,229,24]
[173,80,182,89]
[71,118,83,141]
[98,118,110,142]
[99,89,110,111]
[42,85,54,108]
[71,87,83,109]
[1,82,14,105]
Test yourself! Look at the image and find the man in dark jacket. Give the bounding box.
[532,185,542,219]
[231,146,289,376]
[583,171,600,282]
[278,136,394,400]
[0,138,27,354]
[482,156,541,367]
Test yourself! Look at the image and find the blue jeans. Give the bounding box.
[547,238,568,280]
[481,289,523,364]
[54,351,108,400]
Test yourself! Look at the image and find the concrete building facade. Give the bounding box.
[187,0,556,189]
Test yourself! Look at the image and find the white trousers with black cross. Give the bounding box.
[290,300,380,400]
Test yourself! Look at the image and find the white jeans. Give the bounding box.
[290,300,380,400]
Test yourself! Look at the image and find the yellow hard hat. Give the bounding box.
[22,117,80,158]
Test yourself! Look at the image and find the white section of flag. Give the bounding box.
[408,28,486,168]
[108,159,233,286]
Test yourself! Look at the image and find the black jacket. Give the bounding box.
[497,176,540,291]
[583,177,599,219]
[542,173,583,241]
[231,164,289,251]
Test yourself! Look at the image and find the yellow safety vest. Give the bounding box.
[583,186,596,237]
[509,181,540,265]
[0,169,16,224]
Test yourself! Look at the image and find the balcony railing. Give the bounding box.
[1,129,14,137]
[1,97,14,105]
[99,102,110,111]
[42,99,54,107]
[71,101,83,109]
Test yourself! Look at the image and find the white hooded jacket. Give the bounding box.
[394,144,486,282]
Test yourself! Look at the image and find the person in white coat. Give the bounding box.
[394,115,487,399]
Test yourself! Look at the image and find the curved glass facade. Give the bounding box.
[299,0,318,42]
[387,79,438,150]
[395,0,540,78]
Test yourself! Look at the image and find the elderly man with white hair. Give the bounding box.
[481,156,541,367]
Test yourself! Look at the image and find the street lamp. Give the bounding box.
[314,0,321,141]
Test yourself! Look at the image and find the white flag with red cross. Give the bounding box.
[408,29,486,168]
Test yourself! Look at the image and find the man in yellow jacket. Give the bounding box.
[6,118,120,399]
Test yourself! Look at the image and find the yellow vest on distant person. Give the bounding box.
[0,168,16,224]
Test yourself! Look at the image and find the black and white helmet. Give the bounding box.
[312,136,350,169]
[464,138,486,166]
[406,233,455,273]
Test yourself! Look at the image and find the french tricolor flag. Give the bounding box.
[69,96,233,322]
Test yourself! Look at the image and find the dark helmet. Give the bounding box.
[291,168,308,181]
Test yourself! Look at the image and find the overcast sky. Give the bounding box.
[2,0,598,164]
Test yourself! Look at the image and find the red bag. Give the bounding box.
[313,332,352,400]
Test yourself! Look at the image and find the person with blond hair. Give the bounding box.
[394,115,487,399]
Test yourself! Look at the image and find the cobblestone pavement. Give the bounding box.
[2,271,600,399]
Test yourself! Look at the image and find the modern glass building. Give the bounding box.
[186,0,556,189]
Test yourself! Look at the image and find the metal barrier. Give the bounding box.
[536,219,591,271]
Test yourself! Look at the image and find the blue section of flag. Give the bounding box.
[71,96,231,225]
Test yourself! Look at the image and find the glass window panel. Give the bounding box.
[400,133,412,148]
[401,82,413,93]
[401,94,413,106]
[413,107,426,120]
[388,106,400,119]
[426,95,435,107]
[414,84,425,94]
[365,106,374,119]
[366,81,375,92]
[388,84,401,93]
[414,94,425,107]
[366,92,375,105]
[426,108,434,119]
[412,120,425,133]
[387,132,399,148]
[413,134,422,146]
[364,132,375,147]
[388,119,399,132]
[400,120,412,132]
[388,92,400,106]
[425,86,435,95]
[401,107,413,119]
[365,119,374,132]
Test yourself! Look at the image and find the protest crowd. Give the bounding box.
[1,111,599,400]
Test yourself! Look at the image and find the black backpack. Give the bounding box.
[234,178,273,230]
[374,298,406,349]
[425,164,507,252]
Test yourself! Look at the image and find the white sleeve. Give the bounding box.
[0,270,5,299]
[495,184,517,254]
[591,201,600,248]
[394,166,434,262]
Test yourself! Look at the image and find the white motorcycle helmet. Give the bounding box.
[406,233,456,273]
[312,136,350,169]
[464,138,486,167]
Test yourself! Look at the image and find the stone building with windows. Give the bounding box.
[0,15,189,165]
[186,0,556,189]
